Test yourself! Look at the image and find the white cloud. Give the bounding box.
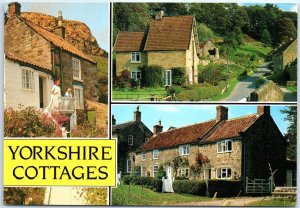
[289,5,298,13]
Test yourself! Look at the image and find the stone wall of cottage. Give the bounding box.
[59,52,98,101]
[115,52,147,76]
[282,40,297,69]
[244,114,286,186]
[147,51,186,70]
[135,140,242,179]
[5,17,52,70]
[186,28,199,84]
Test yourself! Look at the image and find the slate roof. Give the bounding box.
[5,50,51,71]
[139,114,262,151]
[114,16,195,52]
[112,121,135,132]
[114,32,146,52]
[17,16,96,64]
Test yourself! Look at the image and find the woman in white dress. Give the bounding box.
[47,80,62,113]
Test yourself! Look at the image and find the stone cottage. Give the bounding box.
[273,38,297,72]
[198,39,219,60]
[4,2,98,111]
[114,11,200,85]
[131,106,289,188]
[112,107,153,174]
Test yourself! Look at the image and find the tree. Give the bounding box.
[197,23,216,42]
[260,29,272,44]
[281,106,297,160]
[274,17,297,45]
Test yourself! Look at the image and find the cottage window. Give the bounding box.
[216,168,232,179]
[153,149,159,159]
[127,159,133,173]
[72,57,81,80]
[141,166,146,177]
[141,152,146,161]
[131,52,141,63]
[128,135,133,145]
[153,165,159,176]
[165,70,172,86]
[177,167,189,177]
[22,69,34,90]
[217,140,232,153]
[131,70,141,80]
[73,86,84,109]
[179,145,190,156]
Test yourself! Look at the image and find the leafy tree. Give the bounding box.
[197,23,216,42]
[274,17,297,45]
[155,164,166,179]
[281,106,297,160]
[260,29,272,44]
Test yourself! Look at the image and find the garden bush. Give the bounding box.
[255,76,265,88]
[173,180,207,196]
[71,122,107,137]
[154,165,166,179]
[167,85,184,96]
[171,67,186,86]
[4,107,62,137]
[207,180,243,197]
[115,69,130,88]
[122,176,162,192]
[140,65,164,87]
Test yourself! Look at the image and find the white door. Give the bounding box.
[166,165,172,180]
[286,170,293,187]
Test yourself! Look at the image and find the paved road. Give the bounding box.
[176,196,266,206]
[223,63,271,101]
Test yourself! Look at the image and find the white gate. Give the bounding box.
[246,177,272,194]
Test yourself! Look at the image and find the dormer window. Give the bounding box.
[131,52,141,63]
[128,135,133,145]
[72,57,81,80]
[217,140,232,153]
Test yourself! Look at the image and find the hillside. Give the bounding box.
[21,12,107,57]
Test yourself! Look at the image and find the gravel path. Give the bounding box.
[175,196,266,206]
[223,63,271,101]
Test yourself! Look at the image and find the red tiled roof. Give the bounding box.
[140,120,216,151]
[5,50,51,71]
[20,17,96,63]
[202,114,261,143]
[144,16,194,51]
[114,32,146,52]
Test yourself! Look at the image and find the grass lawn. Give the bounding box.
[112,184,209,205]
[246,198,296,207]
[287,86,297,93]
[209,78,239,101]
[112,87,167,100]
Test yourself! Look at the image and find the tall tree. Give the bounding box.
[281,106,297,160]
[274,17,297,45]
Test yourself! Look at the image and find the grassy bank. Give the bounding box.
[246,198,296,207]
[112,87,166,100]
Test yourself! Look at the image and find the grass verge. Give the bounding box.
[112,184,209,205]
[112,87,166,100]
[246,198,296,207]
[209,78,240,101]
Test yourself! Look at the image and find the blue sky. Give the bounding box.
[4,2,109,51]
[240,3,297,12]
[112,105,293,135]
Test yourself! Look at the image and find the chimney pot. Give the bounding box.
[112,115,116,125]
[134,106,141,122]
[257,106,270,115]
[154,9,164,20]
[53,11,65,38]
[216,106,228,122]
[153,120,163,135]
[8,2,21,16]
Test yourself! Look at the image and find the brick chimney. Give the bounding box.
[134,106,141,122]
[216,106,228,122]
[153,120,163,135]
[8,2,21,16]
[257,106,270,115]
[53,11,65,38]
[112,115,116,125]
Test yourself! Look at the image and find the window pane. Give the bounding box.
[136,53,140,61]
[218,143,222,152]
[227,141,232,151]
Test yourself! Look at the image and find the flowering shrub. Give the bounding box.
[198,153,210,166]
[71,122,107,138]
[4,107,62,137]
[4,187,46,205]
[51,110,70,126]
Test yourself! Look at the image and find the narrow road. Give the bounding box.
[175,196,266,206]
[223,62,271,101]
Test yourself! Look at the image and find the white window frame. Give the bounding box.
[217,140,233,153]
[153,149,159,159]
[153,165,159,176]
[128,135,133,145]
[216,168,232,179]
[127,159,133,173]
[165,70,172,86]
[21,68,35,90]
[141,166,146,177]
[131,52,141,63]
[72,57,81,80]
[130,70,141,80]
[179,145,190,156]
[141,152,146,161]
[73,85,84,109]
[177,167,189,177]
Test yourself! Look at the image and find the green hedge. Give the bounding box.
[171,67,186,86]
[207,180,243,197]
[140,65,164,87]
[173,180,207,196]
[122,176,162,192]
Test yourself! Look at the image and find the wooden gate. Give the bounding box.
[246,177,272,194]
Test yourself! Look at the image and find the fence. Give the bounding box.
[246,177,272,194]
[113,93,175,101]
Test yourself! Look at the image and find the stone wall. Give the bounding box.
[250,81,284,101]
[115,52,147,76]
[5,16,52,70]
[283,40,297,69]
[186,28,199,84]
[147,51,186,70]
